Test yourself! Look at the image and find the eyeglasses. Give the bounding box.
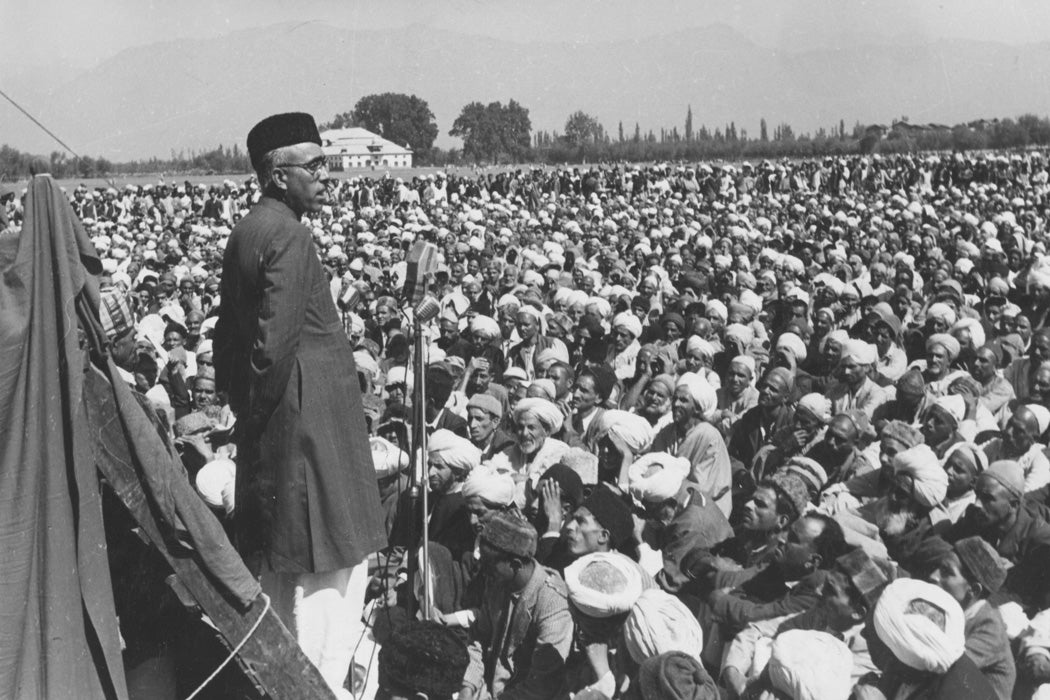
[278,157,329,178]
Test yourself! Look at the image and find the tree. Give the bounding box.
[449,100,532,164]
[618,121,624,143]
[337,93,439,160]
[563,110,604,147]
[760,118,769,142]
[685,105,693,141]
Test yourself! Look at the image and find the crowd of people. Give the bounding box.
[8,148,1050,699]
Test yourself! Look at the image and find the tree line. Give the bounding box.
[6,93,1050,180]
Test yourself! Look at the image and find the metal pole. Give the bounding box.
[417,318,432,619]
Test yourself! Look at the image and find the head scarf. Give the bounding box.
[371,436,410,478]
[706,299,728,322]
[612,311,643,339]
[469,315,501,340]
[729,355,756,381]
[776,332,808,363]
[628,452,691,504]
[428,429,481,476]
[873,578,966,674]
[513,397,564,434]
[768,630,854,700]
[564,552,645,619]
[784,456,829,495]
[942,442,988,475]
[927,302,958,327]
[624,589,703,664]
[892,444,948,507]
[796,393,832,423]
[461,466,516,506]
[952,317,985,351]
[596,410,656,454]
[841,338,878,365]
[675,372,717,417]
[927,333,961,362]
[932,395,966,426]
[685,335,716,361]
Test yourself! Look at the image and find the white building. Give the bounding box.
[320,127,413,170]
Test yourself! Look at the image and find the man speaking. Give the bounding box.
[214,112,385,697]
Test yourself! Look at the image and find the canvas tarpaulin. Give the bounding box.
[0,175,262,699]
[0,174,128,699]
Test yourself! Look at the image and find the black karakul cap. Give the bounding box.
[246,112,322,168]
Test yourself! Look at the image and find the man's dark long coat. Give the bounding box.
[215,196,385,574]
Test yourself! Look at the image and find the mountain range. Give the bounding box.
[5,21,1050,160]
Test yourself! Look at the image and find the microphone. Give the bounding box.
[402,240,440,308]
[414,295,441,324]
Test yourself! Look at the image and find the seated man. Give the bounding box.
[982,404,1050,493]
[465,393,514,460]
[627,452,733,594]
[685,472,809,591]
[703,512,853,631]
[460,512,574,700]
[859,578,996,699]
[945,460,1050,613]
[729,367,796,472]
[910,536,1016,700]
[556,483,636,566]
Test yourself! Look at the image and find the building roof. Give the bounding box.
[320,127,412,156]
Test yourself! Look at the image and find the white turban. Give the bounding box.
[470,315,501,341]
[776,332,808,363]
[927,302,958,327]
[595,410,656,454]
[371,436,410,478]
[932,395,966,426]
[730,355,756,379]
[564,552,645,619]
[874,578,966,674]
[841,338,878,365]
[623,589,703,664]
[195,458,236,515]
[497,293,522,310]
[513,397,564,434]
[461,466,516,506]
[706,300,728,322]
[1026,404,1050,435]
[796,393,832,423]
[612,312,643,339]
[951,317,985,351]
[354,350,380,381]
[675,372,717,417]
[428,429,481,476]
[891,444,947,507]
[587,296,612,319]
[685,335,715,360]
[724,323,755,348]
[628,452,690,503]
[386,366,414,393]
[768,630,853,700]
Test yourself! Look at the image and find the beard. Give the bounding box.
[876,501,919,536]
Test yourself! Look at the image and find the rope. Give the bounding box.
[184,592,272,700]
[0,87,82,161]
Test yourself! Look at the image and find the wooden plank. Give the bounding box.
[83,367,336,700]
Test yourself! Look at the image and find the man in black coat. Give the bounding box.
[214,112,386,695]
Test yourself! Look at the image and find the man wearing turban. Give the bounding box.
[862,578,995,699]
[827,338,889,420]
[981,404,1050,493]
[391,429,479,562]
[607,311,642,381]
[649,373,733,517]
[728,368,796,474]
[628,453,732,593]
[488,397,571,506]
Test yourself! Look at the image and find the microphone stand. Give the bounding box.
[405,304,433,621]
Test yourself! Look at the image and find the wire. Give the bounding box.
[183,592,272,700]
[0,87,82,161]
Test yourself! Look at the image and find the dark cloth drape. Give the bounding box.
[0,175,127,700]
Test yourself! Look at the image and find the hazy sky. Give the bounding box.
[5,0,1050,75]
